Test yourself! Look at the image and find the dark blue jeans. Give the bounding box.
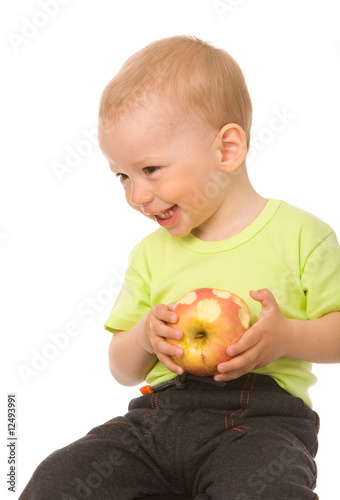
[19,373,319,499]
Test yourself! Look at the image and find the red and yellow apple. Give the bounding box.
[166,288,252,376]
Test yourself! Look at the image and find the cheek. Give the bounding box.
[179,180,214,213]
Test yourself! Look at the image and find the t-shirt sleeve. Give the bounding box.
[104,242,151,333]
[301,231,340,319]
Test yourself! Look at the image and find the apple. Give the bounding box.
[166,288,252,376]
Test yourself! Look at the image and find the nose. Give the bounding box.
[129,179,154,209]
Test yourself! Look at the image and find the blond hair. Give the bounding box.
[99,35,252,148]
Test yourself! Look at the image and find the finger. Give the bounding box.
[149,319,182,341]
[217,345,260,376]
[152,334,184,359]
[226,326,260,357]
[167,302,177,312]
[250,288,277,307]
[157,351,184,375]
[153,303,179,324]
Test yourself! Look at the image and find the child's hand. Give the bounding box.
[139,303,184,375]
[214,289,290,382]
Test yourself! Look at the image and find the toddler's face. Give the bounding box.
[99,100,231,238]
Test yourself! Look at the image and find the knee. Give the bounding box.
[19,449,69,499]
[19,445,126,499]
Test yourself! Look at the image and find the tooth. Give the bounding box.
[153,206,176,219]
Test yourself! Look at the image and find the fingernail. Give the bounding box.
[176,349,183,357]
[227,347,233,356]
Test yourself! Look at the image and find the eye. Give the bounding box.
[144,166,159,175]
[115,173,129,181]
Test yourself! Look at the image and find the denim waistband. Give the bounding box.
[150,372,280,393]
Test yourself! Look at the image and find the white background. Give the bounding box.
[1,0,340,498]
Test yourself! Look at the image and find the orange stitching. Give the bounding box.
[144,394,159,435]
[277,432,302,451]
[151,393,159,410]
[143,409,152,425]
[143,394,160,435]
[141,410,153,437]
[231,374,250,425]
[109,420,133,426]
[231,373,256,431]
[239,389,250,418]
[233,424,250,433]
[239,374,256,418]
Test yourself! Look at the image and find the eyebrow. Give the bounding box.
[109,157,164,174]
[129,157,163,167]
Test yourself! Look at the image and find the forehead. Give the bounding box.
[99,100,185,138]
[98,101,201,166]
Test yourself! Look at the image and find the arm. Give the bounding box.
[287,311,340,363]
[108,304,184,386]
[214,288,340,382]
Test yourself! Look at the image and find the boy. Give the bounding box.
[20,35,340,499]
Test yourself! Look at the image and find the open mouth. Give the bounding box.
[154,205,177,220]
[153,205,178,226]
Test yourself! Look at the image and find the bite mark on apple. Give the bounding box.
[234,297,252,328]
[196,298,221,322]
[239,308,252,329]
[212,289,231,300]
[178,291,197,305]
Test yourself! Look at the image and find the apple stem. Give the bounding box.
[194,331,206,339]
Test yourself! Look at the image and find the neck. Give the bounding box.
[191,166,267,242]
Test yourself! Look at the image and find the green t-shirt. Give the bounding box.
[104,199,340,407]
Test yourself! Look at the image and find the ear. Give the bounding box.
[216,124,247,172]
